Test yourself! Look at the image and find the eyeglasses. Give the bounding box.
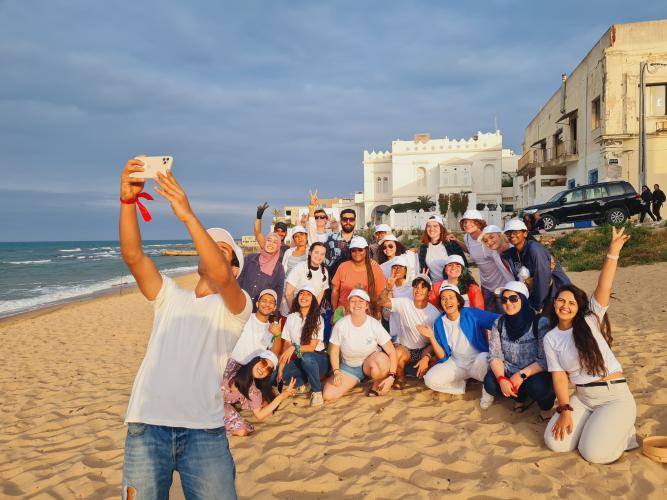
[498,295,520,304]
[384,244,395,250]
[341,217,356,222]
[314,215,327,220]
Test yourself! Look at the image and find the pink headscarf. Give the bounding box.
[259,232,281,275]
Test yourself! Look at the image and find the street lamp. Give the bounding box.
[639,62,667,187]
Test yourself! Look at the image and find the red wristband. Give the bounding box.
[121,192,154,222]
[497,376,511,384]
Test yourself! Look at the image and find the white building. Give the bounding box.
[357,131,518,226]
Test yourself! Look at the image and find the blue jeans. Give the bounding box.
[483,369,555,411]
[282,351,330,392]
[122,423,237,500]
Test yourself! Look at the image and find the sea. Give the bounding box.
[0,241,201,318]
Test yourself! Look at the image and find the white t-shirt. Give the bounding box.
[464,233,514,291]
[330,315,391,367]
[281,261,329,315]
[281,311,325,351]
[543,296,622,385]
[308,217,332,244]
[125,276,251,428]
[426,243,448,282]
[230,313,274,363]
[390,297,440,349]
[441,315,480,366]
[282,247,308,276]
[384,283,413,338]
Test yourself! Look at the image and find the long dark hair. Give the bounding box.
[444,265,477,295]
[290,290,322,345]
[362,250,378,315]
[306,242,328,283]
[233,357,275,403]
[546,284,613,377]
[378,240,407,264]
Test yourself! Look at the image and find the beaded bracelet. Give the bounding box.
[294,344,304,359]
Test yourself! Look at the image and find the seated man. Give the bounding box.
[119,158,250,499]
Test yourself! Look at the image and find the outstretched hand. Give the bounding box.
[120,159,146,202]
[257,202,269,220]
[609,226,630,255]
[309,190,318,206]
[416,324,435,339]
[154,171,194,223]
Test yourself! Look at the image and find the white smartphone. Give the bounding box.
[129,156,173,179]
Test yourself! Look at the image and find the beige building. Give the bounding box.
[517,19,667,206]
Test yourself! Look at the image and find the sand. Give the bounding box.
[1,267,666,499]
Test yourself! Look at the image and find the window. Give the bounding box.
[416,167,426,187]
[376,177,382,193]
[285,209,292,216]
[563,189,584,203]
[591,97,601,130]
[648,84,667,116]
[382,177,389,193]
[607,183,626,196]
[567,179,576,189]
[484,164,494,186]
[585,185,606,200]
[541,178,567,187]
[588,169,598,184]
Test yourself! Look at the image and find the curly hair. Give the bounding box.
[420,222,449,245]
[378,240,407,264]
[290,290,322,346]
[545,284,613,378]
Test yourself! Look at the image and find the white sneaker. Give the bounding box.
[480,387,494,410]
[310,391,324,407]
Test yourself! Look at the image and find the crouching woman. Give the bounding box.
[417,284,499,406]
[323,289,398,400]
[222,350,296,436]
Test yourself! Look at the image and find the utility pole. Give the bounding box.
[639,62,667,188]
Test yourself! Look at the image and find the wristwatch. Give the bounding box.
[556,404,574,413]
[520,371,527,380]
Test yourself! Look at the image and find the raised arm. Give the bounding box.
[254,202,269,249]
[593,226,630,308]
[153,171,245,314]
[119,159,163,300]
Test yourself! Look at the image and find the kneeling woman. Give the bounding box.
[278,285,329,407]
[543,227,637,464]
[222,350,297,436]
[482,281,555,416]
[417,284,499,405]
[323,289,398,400]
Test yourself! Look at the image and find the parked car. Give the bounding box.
[521,181,642,231]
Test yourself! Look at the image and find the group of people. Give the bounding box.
[118,159,640,499]
[638,183,666,224]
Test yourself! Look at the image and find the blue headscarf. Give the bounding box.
[503,292,534,341]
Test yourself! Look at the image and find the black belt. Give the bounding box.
[576,379,626,388]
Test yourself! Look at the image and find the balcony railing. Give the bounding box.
[545,140,578,167]
[518,148,546,176]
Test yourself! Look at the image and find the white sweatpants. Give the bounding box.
[423,352,489,394]
[544,381,637,464]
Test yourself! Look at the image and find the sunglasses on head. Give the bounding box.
[314,215,327,220]
[341,217,355,222]
[498,295,520,304]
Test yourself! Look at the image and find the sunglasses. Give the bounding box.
[383,244,395,250]
[314,215,327,220]
[498,295,520,304]
[341,217,356,222]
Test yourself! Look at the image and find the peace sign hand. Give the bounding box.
[609,226,630,255]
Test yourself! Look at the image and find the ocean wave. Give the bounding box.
[59,248,82,252]
[5,259,52,265]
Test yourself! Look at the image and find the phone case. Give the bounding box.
[129,156,173,179]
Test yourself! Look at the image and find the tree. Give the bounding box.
[449,192,469,217]
[438,193,449,216]
[417,195,433,206]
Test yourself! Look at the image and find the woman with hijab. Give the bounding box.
[222,350,297,436]
[237,232,286,310]
[429,255,484,310]
[482,281,555,417]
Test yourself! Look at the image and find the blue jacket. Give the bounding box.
[433,308,500,363]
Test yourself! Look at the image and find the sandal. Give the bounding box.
[392,379,406,390]
[513,400,535,413]
[367,388,380,397]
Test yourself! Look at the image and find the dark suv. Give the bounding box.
[521,181,641,231]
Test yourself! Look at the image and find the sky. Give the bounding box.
[1,0,665,241]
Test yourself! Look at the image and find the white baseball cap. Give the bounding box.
[461,209,485,221]
[425,215,444,227]
[482,224,503,235]
[240,349,278,368]
[439,283,461,295]
[494,280,530,299]
[504,219,528,232]
[390,254,409,268]
[412,273,432,287]
[379,234,399,245]
[374,223,391,233]
[349,236,369,249]
[348,288,371,302]
[206,227,244,272]
[291,225,307,235]
[296,284,317,298]
[258,289,278,302]
[443,255,465,267]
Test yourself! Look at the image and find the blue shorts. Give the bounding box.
[339,362,366,382]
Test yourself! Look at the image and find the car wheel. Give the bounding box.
[541,215,557,231]
[606,208,627,225]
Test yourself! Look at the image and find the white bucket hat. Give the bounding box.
[291,225,307,235]
[374,223,391,233]
[296,284,318,298]
[482,224,503,235]
[390,254,409,268]
[504,219,528,232]
[412,273,432,287]
[494,281,530,298]
[240,349,279,368]
[258,289,278,302]
[461,209,485,222]
[349,236,369,249]
[379,234,399,245]
[206,227,244,272]
[348,289,371,302]
[443,255,465,267]
[425,215,444,227]
[438,283,461,295]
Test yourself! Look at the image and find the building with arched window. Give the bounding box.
[358,131,518,225]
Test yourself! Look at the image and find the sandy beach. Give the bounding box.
[1,266,666,499]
